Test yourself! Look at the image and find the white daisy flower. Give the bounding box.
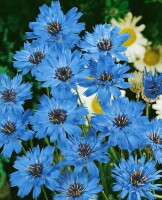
[134,44,162,73]
[111,12,148,62]
[152,95,162,119]
[76,85,125,116]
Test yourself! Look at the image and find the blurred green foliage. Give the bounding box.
[0,0,162,77]
[0,155,9,188]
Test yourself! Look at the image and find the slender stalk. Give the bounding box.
[99,163,108,196]
[41,186,48,200]
[46,88,50,97]
[76,90,91,128]
[102,191,109,200]
[30,139,33,148]
[82,124,86,137]
[21,145,26,155]
[136,93,139,102]
[155,194,162,199]
[54,142,59,163]
[120,150,125,158]
[45,136,50,146]
[138,149,142,157]
[109,147,119,162]
[146,103,150,116]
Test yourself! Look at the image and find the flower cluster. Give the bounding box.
[112,155,162,200]
[142,68,162,102]
[1,1,162,200]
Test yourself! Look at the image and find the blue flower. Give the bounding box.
[143,68,162,101]
[0,74,32,114]
[10,145,60,198]
[34,45,87,94]
[57,129,109,176]
[13,40,50,77]
[144,119,162,164]
[80,55,133,103]
[91,97,149,152]
[26,1,85,48]
[112,155,162,200]
[79,23,129,61]
[30,94,88,142]
[0,110,34,158]
[54,170,103,200]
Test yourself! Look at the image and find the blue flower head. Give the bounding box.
[91,97,149,152]
[79,23,129,61]
[13,40,50,77]
[143,68,162,101]
[112,155,162,200]
[0,74,32,114]
[10,145,60,198]
[26,1,85,48]
[57,129,109,176]
[35,45,87,93]
[144,119,162,164]
[80,55,133,103]
[0,110,34,158]
[54,170,103,200]
[30,93,88,142]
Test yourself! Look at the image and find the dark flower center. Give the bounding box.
[79,143,92,158]
[56,67,72,81]
[1,121,16,135]
[28,164,42,176]
[150,133,161,144]
[114,114,128,127]
[98,39,111,51]
[130,171,148,186]
[68,183,85,197]
[147,82,159,95]
[2,89,16,102]
[100,72,112,81]
[29,51,44,65]
[48,109,67,124]
[47,22,61,35]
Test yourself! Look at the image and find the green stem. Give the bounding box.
[136,93,139,102]
[21,145,26,155]
[146,103,150,116]
[45,136,50,146]
[99,163,108,196]
[120,150,125,158]
[41,186,48,200]
[54,142,59,163]
[138,149,142,157]
[82,124,86,137]
[109,147,119,162]
[102,191,109,200]
[76,90,91,128]
[46,88,50,97]
[155,194,162,199]
[30,139,33,148]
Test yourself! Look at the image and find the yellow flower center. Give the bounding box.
[120,28,136,46]
[92,97,103,114]
[143,50,160,66]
